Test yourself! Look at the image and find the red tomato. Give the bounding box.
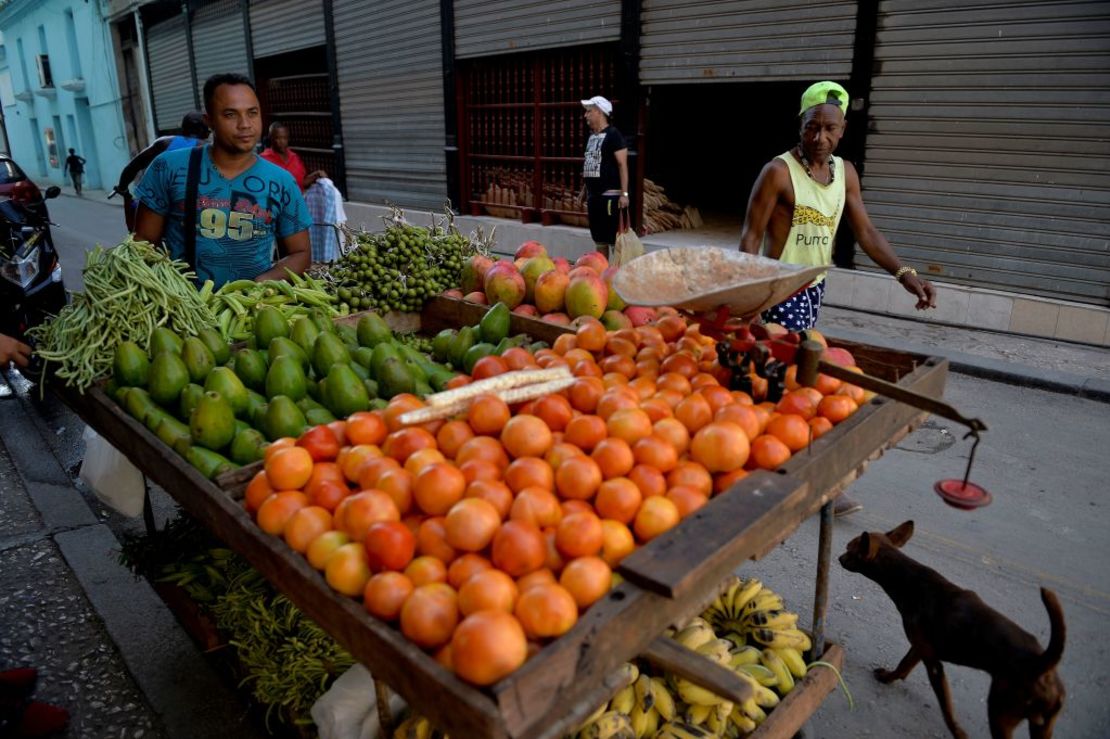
[364,520,416,572]
[297,425,341,462]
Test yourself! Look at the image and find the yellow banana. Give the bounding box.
[773,647,808,680]
[743,609,799,630]
[706,701,732,735]
[761,648,795,695]
[610,684,636,715]
[729,706,757,733]
[722,632,748,651]
[742,591,784,616]
[634,674,654,713]
[675,678,726,707]
[749,627,811,651]
[650,677,677,722]
[654,721,715,739]
[737,662,779,687]
[734,669,781,709]
[674,620,715,651]
[729,645,763,668]
[628,703,652,738]
[729,579,763,617]
[685,703,712,725]
[618,662,640,684]
[642,706,658,738]
[578,710,635,739]
[392,716,431,739]
[578,701,608,730]
[695,638,733,666]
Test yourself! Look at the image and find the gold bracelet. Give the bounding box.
[894,266,917,281]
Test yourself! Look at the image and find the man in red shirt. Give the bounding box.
[259,122,325,191]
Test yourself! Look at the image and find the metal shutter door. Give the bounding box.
[192,0,250,99]
[454,0,621,59]
[147,15,196,131]
[862,0,1110,305]
[640,0,857,84]
[333,0,447,208]
[250,0,326,59]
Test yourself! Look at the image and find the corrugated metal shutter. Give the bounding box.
[250,0,326,59]
[861,0,1110,305]
[454,0,621,59]
[640,0,857,84]
[332,0,446,208]
[192,0,250,100]
[146,14,195,131]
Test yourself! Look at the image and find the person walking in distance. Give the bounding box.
[575,95,629,261]
[63,149,85,195]
[739,80,937,516]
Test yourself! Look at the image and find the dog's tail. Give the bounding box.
[1038,587,1066,673]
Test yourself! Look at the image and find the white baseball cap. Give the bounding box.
[581,95,613,116]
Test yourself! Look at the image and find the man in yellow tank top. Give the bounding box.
[740,81,936,331]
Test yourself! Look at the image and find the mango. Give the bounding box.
[483,262,526,309]
[148,351,190,406]
[460,254,494,295]
[229,428,269,465]
[369,342,401,378]
[181,337,216,383]
[184,446,235,480]
[575,251,609,273]
[520,256,556,303]
[190,391,235,451]
[263,395,307,441]
[290,317,320,355]
[356,313,392,348]
[324,363,370,418]
[155,416,192,454]
[148,327,183,357]
[269,336,308,370]
[179,383,205,420]
[376,357,415,401]
[534,270,569,315]
[204,367,250,417]
[565,272,608,319]
[113,341,150,388]
[313,332,352,378]
[266,355,307,402]
[432,329,456,364]
[254,305,289,348]
[305,407,338,426]
[233,348,268,392]
[197,328,231,366]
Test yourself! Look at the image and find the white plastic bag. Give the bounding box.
[311,664,407,739]
[614,209,645,267]
[79,427,145,517]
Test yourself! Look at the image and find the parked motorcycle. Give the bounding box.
[1,185,67,378]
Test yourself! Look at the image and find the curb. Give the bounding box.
[58,191,124,209]
[822,326,1110,403]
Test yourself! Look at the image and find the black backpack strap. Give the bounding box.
[183,145,203,272]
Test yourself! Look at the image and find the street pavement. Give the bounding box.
[2,193,1108,737]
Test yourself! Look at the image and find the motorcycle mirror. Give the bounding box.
[44,186,61,199]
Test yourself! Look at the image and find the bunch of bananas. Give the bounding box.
[393,714,445,739]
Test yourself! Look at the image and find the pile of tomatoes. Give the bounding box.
[243,310,868,686]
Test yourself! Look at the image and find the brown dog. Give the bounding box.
[839,521,1065,739]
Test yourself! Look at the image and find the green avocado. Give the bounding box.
[254,305,289,348]
[189,391,236,451]
[479,302,511,345]
[148,351,190,406]
[113,341,150,388]
[265,355,307,402]
[148,327,183,357]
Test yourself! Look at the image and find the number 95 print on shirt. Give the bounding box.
[135,145,312,288]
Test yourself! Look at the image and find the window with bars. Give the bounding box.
[458,44,620,227]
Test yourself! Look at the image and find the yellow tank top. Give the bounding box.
[776,150,845,286]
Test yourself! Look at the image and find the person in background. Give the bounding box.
[261,121,346,263]
[575,95,629,261]
[739,80,937,516]
[0,334,31,368]
[133,73,311,288]
[113,112,211,230]
[63,149,85,196]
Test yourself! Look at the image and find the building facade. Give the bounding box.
[0,0,131,191]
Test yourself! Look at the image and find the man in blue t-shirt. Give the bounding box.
[134,73,311,288]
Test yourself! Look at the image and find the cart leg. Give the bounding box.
[810,500,834,660]
[374,678,394,737]
[142,476,157,535]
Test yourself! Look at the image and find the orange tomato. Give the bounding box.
[563,414,607,452]
[263,437,296,462]
[451,610,528,686]
[714,468,749,494]
[501,414,554,459]
[376,467,414,516]
[458,458,501,484]
[501,347,537,370]
[404,448,447,477]
[444,498,502,552]
[357,455,401,491]
[674,393,713,435]
[559,556,612,609]
[307,530,350,570]
[516,568,556,594]
[818,394,859,423]
[714,404,761,441]
[776,390,819,420]
[596,388,639,420]
[808,416,834,439]
[591,437,635,480]
[413,462,467,516]
[470,355,509,380]
[628,464,667,498]
[416,516,458,564]
[363,571,414,621]
[632,435,679,472]
[283,506,333,553]
[514,582,578,639]
[766,413,811,452]
[555,511,604,558]
[337,490,400,540]
[545,441,585,470]
[446,553,493,590]
[364,520,416,572]
[594,477,643,524]
[555,455,603,501]
[748,434,792,470]
[325,542,371,596]
[436,420,475,459]
[455,436,510,470]
[633,496,681,542]
[504,457,554,493]
[404,555,449,587]
[297,425,341,462]
[245,470,274,513]
[689,421,751,473]
[382,427,437,464]
[666,486,709,518]
[568,376,605,413]
[345,411,387,446]
[600,520,636,567]
[400,583,459,649]
[468,394,511,436]
[491,520,547,577]
[606,408,654,445]
[667,461,713,497]
[652,417,690,456]
[265,446,315,491]
[382,394,425,432]
[457,569,518,616]
[464,479,513,520]
[509,487,563,528]
[256,491,309,536]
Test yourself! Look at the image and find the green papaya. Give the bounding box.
[369,342,400,378]
[448,326,477,370]
[351,346,375,370]
[113,341,150,387]
[305,407,338,426]
[254,305,289,348]
[184,446,236,480]
[432,329,456,363]
[148,327,183,357]
[148,351,190,406]
[233,348,268,392]
[463,342,495,375]
[190,391,235,451]
[181,337,216,383]
[155,416,192,454]
[290,316,320,355]
[313,332,352,378]
[124,387,157,425]
[229,428,269,465]
[356,313,393,347]
[265,355,307,402]
[376,357,416,400]
[205,367,250,418]
[269,336,309,370]
[479,302,511,345]
[263,395,307,441]
[179,383,205,420]
[197,327,231,366]
[324,363,370,417]
[244,390,268,427]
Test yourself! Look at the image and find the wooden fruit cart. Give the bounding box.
[57,295,947,738]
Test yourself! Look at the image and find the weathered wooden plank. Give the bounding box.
[421,295,572,345]
[57,384,507,739]
[642,636,753,706]
[748,643,845,739]
[617,471,811,599]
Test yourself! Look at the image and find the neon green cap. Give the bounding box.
[799,81,849,117]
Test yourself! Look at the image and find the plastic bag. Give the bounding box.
[79,427,146,517]
[311,664,407,739]
[613,209,645,267]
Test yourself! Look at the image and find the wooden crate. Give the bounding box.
[58,297,946,738]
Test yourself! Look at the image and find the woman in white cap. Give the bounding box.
[576,95,629,260]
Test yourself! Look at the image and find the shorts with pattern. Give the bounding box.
[761,280,826,331]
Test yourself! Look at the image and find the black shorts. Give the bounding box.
[587,194,620,245]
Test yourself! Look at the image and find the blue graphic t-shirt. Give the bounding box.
[135,144,311,288]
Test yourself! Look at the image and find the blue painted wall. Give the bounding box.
[0,0,130,191]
